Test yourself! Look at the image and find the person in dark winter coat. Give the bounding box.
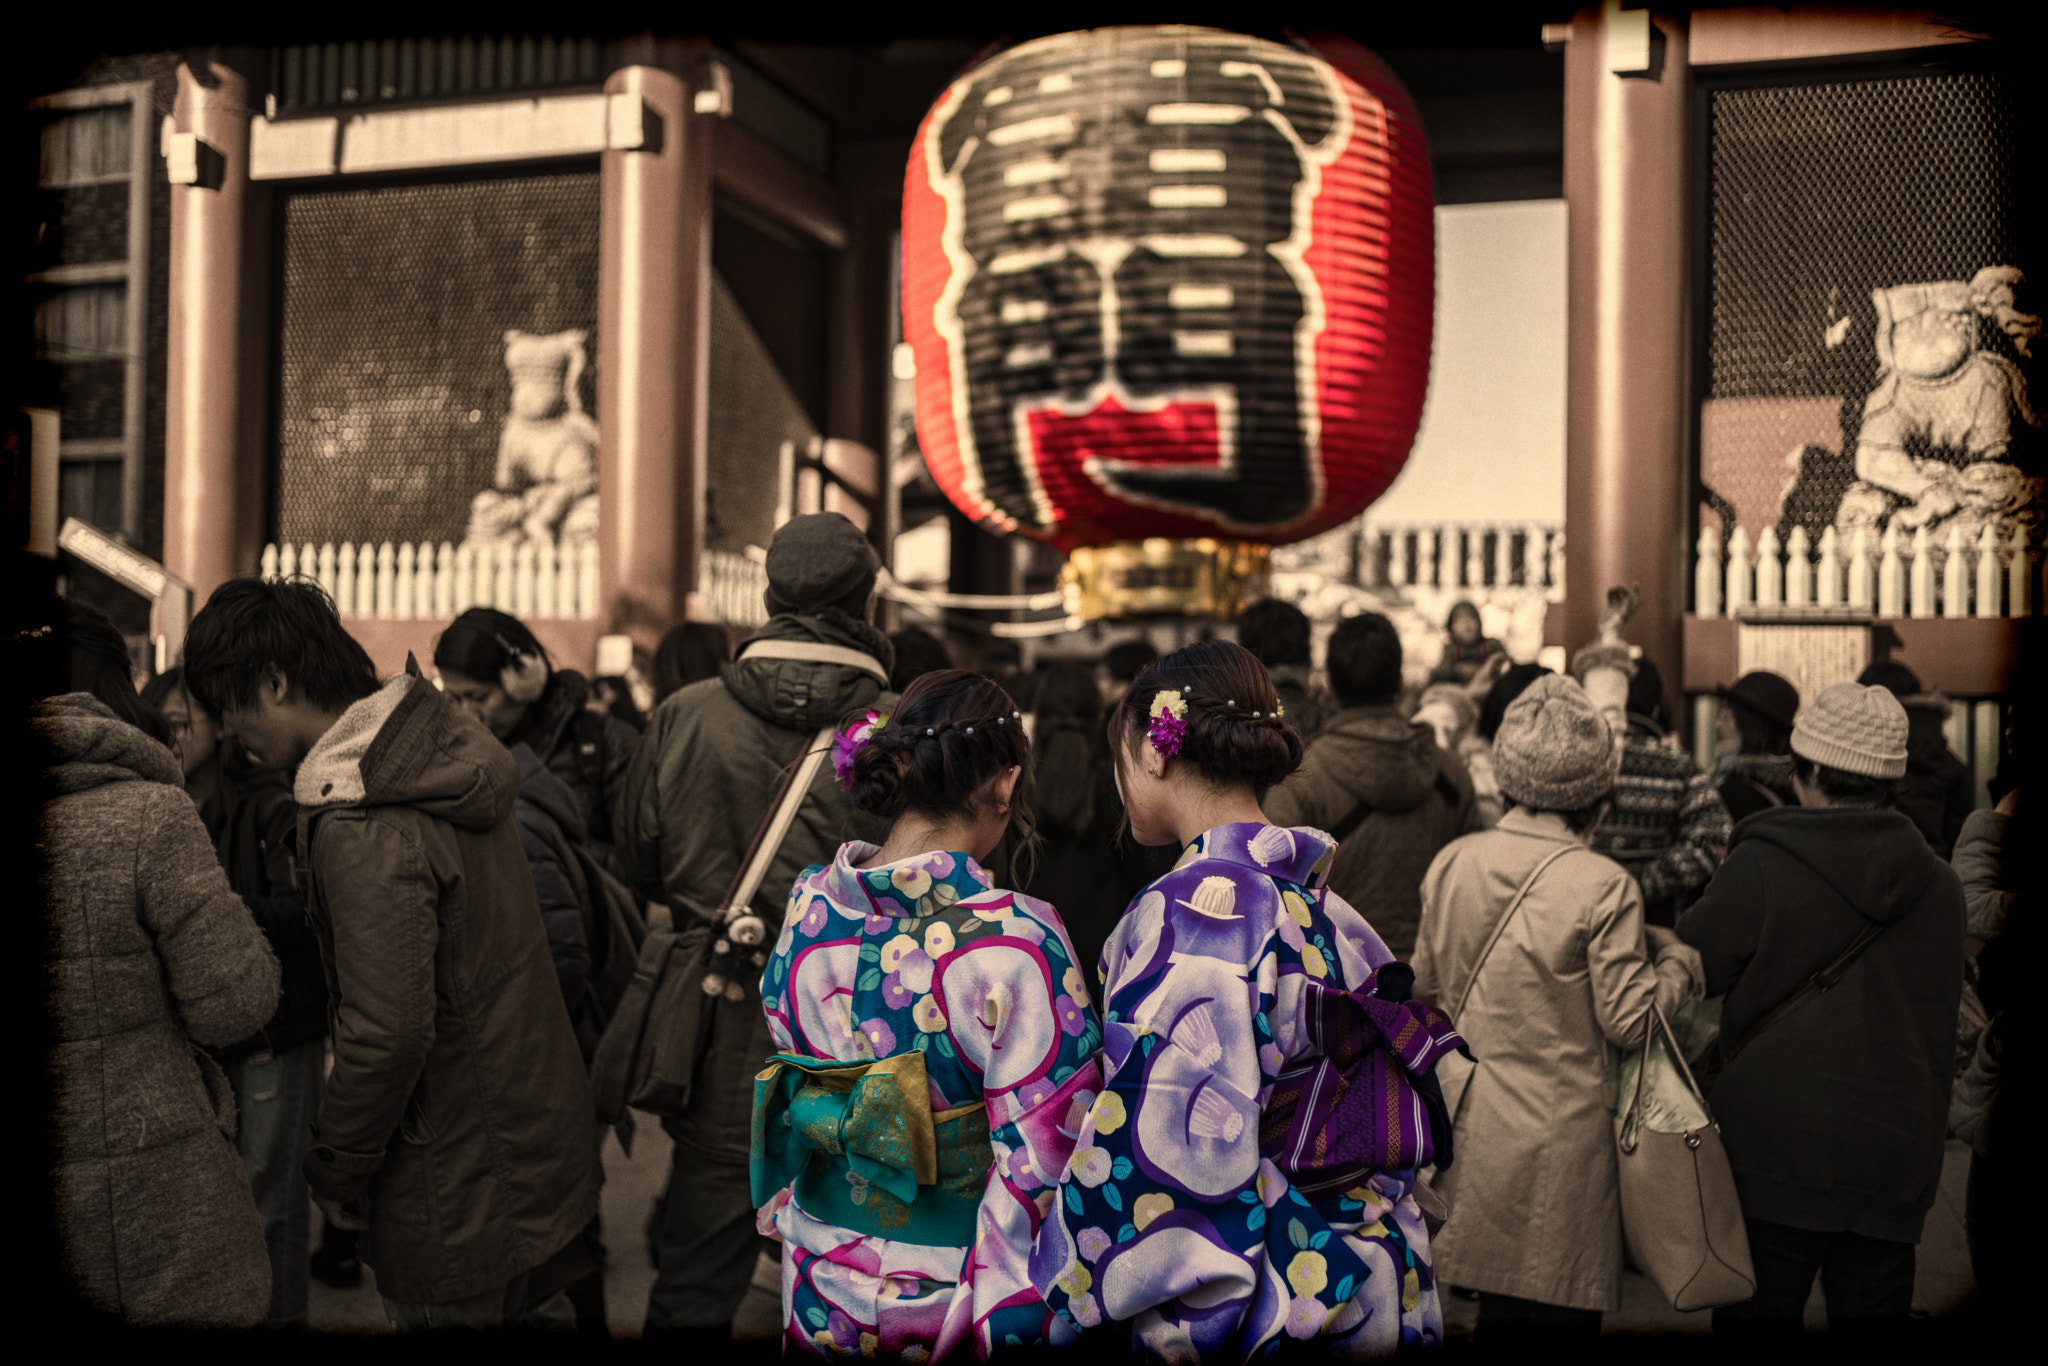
[1236,595,1328,736]
[183,578,599,1330]
[510,742,598,1058]
[1712,671,1801,823]
[144,667,328,1329]
[652,621,732,709]
[1578,653,1731,926]
[888,624,954,694]
[616,512,896,1345]
[1859,662,1973,858]
[36,606,280,1328]
[434,607,641,881]
[1265,611,1480,958]
[1019,663,1126,981]
[1678,682,1964,1337]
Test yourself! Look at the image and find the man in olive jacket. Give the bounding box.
[1265,611,1480,958]
[618,512,894,1343]
[185,579,599,1329]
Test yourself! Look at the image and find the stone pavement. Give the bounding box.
[309,1127,1978,1338]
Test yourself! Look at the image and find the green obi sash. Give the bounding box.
[751,1050,992,1248]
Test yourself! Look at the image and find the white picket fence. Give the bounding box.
[259,539,601,620]
[1355,521,1565,598]
[702,547,770,629]
[1693,522,2037,619]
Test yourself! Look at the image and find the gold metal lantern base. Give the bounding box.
[1060,539,1272,620]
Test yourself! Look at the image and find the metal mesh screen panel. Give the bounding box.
[275,170,599,549]
[1700,72,2034,555]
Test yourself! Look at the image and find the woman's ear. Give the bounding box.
[992,765,1021,809]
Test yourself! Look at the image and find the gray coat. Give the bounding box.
[38,694,279,1326]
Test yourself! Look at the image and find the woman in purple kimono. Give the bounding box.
[1031,641,1452,1360]
[754,669,1104,1361]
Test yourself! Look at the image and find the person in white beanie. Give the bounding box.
[1413,673,1704,1343]
[1678,681,1964,1340]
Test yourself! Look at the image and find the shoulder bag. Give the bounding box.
[590,725,835,1138]
[1615,1002,1756,1310]
[1433,843,1578,1122]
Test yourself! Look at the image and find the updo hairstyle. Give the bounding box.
[849,668,1040,876]
[1110,639,1305,799]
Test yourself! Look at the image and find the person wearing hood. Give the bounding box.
[1677,683,1964,1337]
[616,511,897,1345]
[34,602,280,1327]
[182,578,599,1331]
[1265,611,1480,959]
[1712,671,1801,822]
[1859,661,1973,859]
[1414,673,1704,1340]
[434,606,641,881]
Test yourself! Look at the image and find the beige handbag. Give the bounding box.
[1614,1002,1756,1311]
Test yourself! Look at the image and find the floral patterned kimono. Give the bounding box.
[1030,823,1444,1360]
[754,845,1105,1361]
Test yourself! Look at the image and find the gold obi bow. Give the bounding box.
[751,1050,992,1246]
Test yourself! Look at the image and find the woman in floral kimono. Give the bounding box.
[754,669,1104,1361]
[1031,641,1453,1360]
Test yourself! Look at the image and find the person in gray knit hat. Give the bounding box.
[1678,677,1962,1337]
[616,511,895,1345]
[1413,672,1704,1338]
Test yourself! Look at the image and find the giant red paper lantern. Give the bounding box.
[902,25,1433,616]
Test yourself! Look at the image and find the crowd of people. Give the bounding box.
[21,513,2025,1354]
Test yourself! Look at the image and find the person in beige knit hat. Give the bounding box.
[1413,672,1704,1338]
[1678,678,1962,1338]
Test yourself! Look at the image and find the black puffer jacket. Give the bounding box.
[511,742,597,1061]
[1677,807,1964,1242]
[508,667,640,883]
[203,764,328,1062]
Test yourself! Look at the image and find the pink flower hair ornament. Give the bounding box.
[833,709,889,788]
[1147,689,1189,758]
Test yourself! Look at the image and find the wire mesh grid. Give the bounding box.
[274,170,600,550]
[1700,72,2034,557]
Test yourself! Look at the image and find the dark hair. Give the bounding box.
[1447,601,1481,631]
[1325,612,1402,709]
[183,577,379,717]
[653,622,732,705]
[58,601,171,746]
[1104,639,1158,683]
[1792,753,1895,806]
[1236,597,1311,668]
[1110,639,1304,799]
[591,676,647,728]
[1857,661,1922,697]
[139,664,185,715]
[850,668,1039,883]
[1626,658,1668,729]
[1478,663,1552,742]
[434,607,548,683]
[887,626,953,695]
[1035,662,1105,725]
[1730,700,1793,755]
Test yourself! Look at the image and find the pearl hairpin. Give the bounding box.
[926,727,935,735]
[965,726,974,734]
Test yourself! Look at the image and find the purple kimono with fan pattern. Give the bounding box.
[1029,822,1443,1360]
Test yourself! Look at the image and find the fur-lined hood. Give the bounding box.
[295,671,517,832]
